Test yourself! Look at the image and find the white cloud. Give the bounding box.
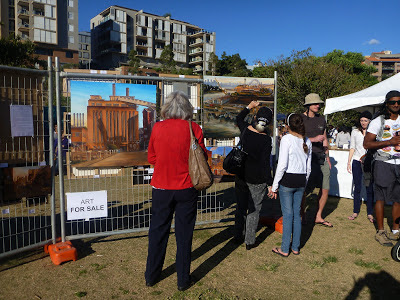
[367,39,381,45]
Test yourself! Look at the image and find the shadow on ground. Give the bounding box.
[345,270,400,299]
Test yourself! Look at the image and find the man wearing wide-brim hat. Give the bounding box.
[301,93,333,228]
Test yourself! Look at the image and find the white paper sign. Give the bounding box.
[10,105,34,137]
[66,190,107,221]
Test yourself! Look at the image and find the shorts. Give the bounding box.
[306,159,330,194]
[373,160,400,203]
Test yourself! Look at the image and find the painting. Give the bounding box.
[206,146,235,182]
[203,76,275,138]
[69,81,157,169]
[3,166,51,201]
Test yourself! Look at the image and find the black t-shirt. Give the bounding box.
[301,113,326,154]
[236,108,272,184]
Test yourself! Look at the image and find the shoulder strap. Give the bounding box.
[188,120,196,142]
[376,115,385,141]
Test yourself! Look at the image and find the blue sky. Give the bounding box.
[70,81,156,126]
[78,0,399,65]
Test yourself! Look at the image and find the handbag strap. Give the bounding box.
[237,127,247,147]
[188,120,196,143]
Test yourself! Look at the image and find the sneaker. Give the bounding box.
[387,231,400,241]
[375,230,393,247]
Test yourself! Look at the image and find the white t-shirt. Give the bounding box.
[367,115,400,164]
[272,133,312,192]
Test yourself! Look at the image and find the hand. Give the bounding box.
[247,100,260,110]
[314,135,325,143]
[347,162,352,174]
[267,186,277,199]
[326,156,332,170]
[389,135,400,146]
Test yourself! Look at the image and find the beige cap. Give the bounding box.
[304,93,324,106]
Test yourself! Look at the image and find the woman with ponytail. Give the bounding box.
[268,113,312,257]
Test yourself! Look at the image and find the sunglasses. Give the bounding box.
[387,100,400,105]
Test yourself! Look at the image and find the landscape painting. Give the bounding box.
[203,76,275,138]
[69,81,157,169]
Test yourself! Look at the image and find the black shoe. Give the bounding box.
[245,243,256,250]
[178,277,193,291]
[146,281,155,287]
[145,278,159,287]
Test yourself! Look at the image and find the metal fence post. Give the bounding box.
[55,58,66,242]
[48,57,56,244]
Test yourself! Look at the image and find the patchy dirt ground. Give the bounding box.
[1,195,400,299]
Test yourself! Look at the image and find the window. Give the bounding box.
[68,24,74,32]
[66,51,73,58]
[68,0,74,7]
[68,35,74,44]
[68,12,74,20]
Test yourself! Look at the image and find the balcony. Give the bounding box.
[18,8,29,15]
[155,35,167,41]
[189,39,204,47]
[33,10,45,16]
[382,65,395,71]
[18,22,30,30]
[136,51,148,57]
[187,29,213,37]
[189,57,203,65]
[189,48,203,55]
[193,66,203,72]
[136,42,148,48]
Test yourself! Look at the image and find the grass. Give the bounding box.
[256,262,280,272]
[349,247,364,255]
[1,192,400,299]
[91,263,106,272]
[354,259,382,270]
[75,291,87,298]
[323,256,338,264]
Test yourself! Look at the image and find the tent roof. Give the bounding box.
[324,72,400,115]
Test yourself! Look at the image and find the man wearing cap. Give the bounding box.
[364,90,400,246]
[301,93,333,227]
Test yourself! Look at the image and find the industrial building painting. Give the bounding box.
[203,76,275,138]
[70,81,156,167]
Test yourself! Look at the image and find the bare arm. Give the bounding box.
[363,132,400,150]
[347,148,355,173]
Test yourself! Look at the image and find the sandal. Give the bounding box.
[348,213,358,220]
[367,215,375,223]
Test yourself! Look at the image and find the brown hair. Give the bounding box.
[286,113,308,153]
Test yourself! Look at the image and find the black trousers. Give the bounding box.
[145,187,198,287]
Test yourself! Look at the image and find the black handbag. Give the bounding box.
[223,129,248,175]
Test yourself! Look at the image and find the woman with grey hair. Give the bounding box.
[145,91,207,291]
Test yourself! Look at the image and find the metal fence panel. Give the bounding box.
[0,66,53,258]
[59,72,235,241]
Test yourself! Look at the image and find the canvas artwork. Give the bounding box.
[3,166,51,201]
[203,76,275,138]
[206,146,235,181]
[70,81,157,168]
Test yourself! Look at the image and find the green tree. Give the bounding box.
[0,35,44,68]
[128,49,141,75]
[216,52,251,77]
[254,48,378,127]
[159,45,176,73]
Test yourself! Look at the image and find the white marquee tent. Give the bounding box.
[324,72,400,115]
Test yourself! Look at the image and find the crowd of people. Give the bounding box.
[144,90,400,290]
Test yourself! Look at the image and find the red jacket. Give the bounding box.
[148,119,207,190]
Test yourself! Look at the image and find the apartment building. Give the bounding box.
[364,50,400,81]
[78,31,91,67]
[0,0,79,66]
[90,6,216,75]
